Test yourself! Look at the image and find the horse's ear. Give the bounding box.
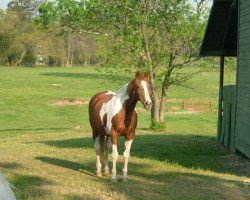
[135,71,140,78]
[143,71,150,79]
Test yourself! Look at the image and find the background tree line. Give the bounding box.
[0,0,99,66]
[1,0,213,128]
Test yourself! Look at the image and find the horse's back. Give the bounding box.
[89,91,114,114]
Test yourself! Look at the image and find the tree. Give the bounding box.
[38,0,209,127]
[8,0,43,20]
[0,1,46,66]
[0,10,34,66]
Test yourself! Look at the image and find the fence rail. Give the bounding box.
[183,100,211,113]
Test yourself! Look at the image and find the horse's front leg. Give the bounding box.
[123,138,134,182]
[111,135,118,182]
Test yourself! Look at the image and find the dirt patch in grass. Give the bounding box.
[169,110,200,114]
[48,98,90,106]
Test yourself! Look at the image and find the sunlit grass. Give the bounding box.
[0,66,249,199]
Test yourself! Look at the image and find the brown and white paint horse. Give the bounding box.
[89,71,152,182]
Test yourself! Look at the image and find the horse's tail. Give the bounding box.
[0,173,17,200]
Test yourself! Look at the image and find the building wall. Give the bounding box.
[235,0,250,158]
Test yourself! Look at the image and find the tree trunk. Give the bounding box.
[141,1,160,123]
[158,53,175,123]
[150,72,160,123]
[159,84,168,123]
[14,51,26,66]
[70,48,74,66]
[66,34,71,67]
[84,55,89,67]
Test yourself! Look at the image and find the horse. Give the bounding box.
[0,173,17,200]
[88,71,152,182]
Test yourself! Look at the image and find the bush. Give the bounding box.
[21,49,37,66]
[150,120,165,131]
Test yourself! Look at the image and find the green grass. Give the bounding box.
[0,66,249,200]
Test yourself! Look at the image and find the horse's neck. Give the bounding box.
[125,96,137,115]
[116,81,137,114]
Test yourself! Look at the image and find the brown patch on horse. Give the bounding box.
[89,92,113,140]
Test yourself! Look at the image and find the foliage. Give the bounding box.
[0,5,39,66]
[8,0,43,20]
[37,0,211,126]
[21,48,37,66]
[0,0,99,67]
[150,119,165,131]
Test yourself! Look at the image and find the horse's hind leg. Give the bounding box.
[94,134,102,176]
[103,136,111,175]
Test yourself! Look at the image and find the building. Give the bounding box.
[200,0,250,158]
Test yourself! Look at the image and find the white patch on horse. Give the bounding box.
[100,83,129,134]
[106,91,115,95]
[94,136,102,173]
[141,80,151,104]
[0,173,17,200]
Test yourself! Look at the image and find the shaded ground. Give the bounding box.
[1,131,249,200]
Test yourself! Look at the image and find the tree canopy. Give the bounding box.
[38,0,209,126]
[0,0,211,127]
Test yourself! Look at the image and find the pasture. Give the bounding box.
[0,67,249,200]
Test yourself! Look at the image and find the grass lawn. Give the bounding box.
[0,66,249,200]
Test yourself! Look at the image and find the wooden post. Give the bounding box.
[217,56,224,143]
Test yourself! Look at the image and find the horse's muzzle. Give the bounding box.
[144,101,152,111]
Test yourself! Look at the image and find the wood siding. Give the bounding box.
[235,0,250,158]
[219,86,236,152]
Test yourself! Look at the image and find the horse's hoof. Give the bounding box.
[104,169,110,176]
[96,172,102,177]
[123,178,128,182]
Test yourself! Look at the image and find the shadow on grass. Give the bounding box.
[0,127,71,133]
[35,156,95,177]
[132,134,250,177]
[10,173,52,199]
[33,155,249,200]
[41,134,250,178]
[42,137,93,149]
[0,162,22,170]
[40,72,130,82]
[65,194,100,200]
[105,165,250,200]
[34,134,250,200]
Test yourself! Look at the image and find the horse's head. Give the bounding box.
[133,71,153,110]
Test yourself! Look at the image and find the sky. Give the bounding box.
[0,0,10,10]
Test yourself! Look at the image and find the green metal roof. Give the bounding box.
[200,0,238,57]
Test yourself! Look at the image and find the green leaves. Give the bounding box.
[35,0,210,124]
[37,2,57,28]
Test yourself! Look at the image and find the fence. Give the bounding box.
[183,99,211,113]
